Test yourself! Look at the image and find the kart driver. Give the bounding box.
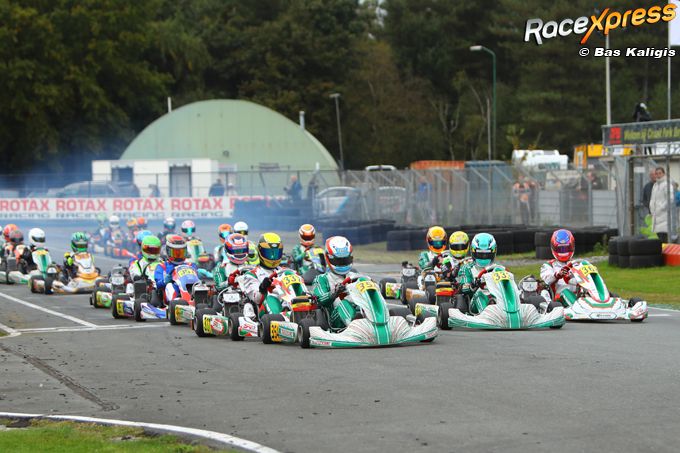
[5,229,25,261]
[292,224,316,270]
[180,220,197,240]
[129,235,162,282]
[130,230,153,264]
[17,228,47,274]
[233,221,259,265]
[540,229,578,306]
[158,217,176,244]
[311,235,358,329]
[63,232,90,280]
[418,226,448,271]
[154,235,198,305]
[456,233,499,314]
[214,223,232,262]
[240,233,285,318]
[2,224,18,255]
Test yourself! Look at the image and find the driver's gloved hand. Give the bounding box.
[259,277,272,294]
[332,283,347,300]
[429,255,440,268]
[472,277,483,290]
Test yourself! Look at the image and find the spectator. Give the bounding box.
[641,169,656,214]
[513,175,532,224]
[209,179,226,196]
[633,102,652,122]
[649,167,675,243]
[306,173,319,201]
[149,184,161,197]
[284,175,302,202]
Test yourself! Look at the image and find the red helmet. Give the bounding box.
[165,234,187,264]
[225,233,249,265]
[551,229,575,262]
[3,224,18,242]
[9,229,24,245]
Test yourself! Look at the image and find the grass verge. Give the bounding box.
[353,242,538,264]
[507,261,680,309]
[0,419,235,452]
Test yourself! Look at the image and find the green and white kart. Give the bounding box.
[561,260,648,322]
[307,276,438,348]
[445,265,565,330]
[20,248,59,294]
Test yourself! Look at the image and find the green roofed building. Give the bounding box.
[93,99,339,197]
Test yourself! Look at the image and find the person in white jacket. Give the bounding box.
[649,167,675,243]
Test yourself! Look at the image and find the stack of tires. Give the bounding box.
[319,220,396,246]
[609,236,664,268]
[534,227,618,259]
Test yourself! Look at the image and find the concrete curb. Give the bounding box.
[0,412,280,453]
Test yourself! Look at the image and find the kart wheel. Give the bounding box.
[299,318,315,349]
[523,295,544,310]
[438,302,453,330]
[228,313,244,341]
[408,296,429,316]
[628,297,643,308]
[400,281,418,305]
[425,286,436,304]
[314,309,330,331]
[547,301,562,313]
[453,294,468,314]
[550,323,564,329]
[44,277,53,295]
[379,278,397,298]
[133,298,145,322]
[111,295,125,319]
[168,299,188,325]
[261,313,285,344]
[195,308,217,337]
[29,276,38,294]
[195,303,210,312]
[389,306,411,320]
[90,289,97,306]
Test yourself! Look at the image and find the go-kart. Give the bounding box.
[0,243,20,284]
[92,264,128,309]
[187,239,215,274]
[296,247,327,285]
[21,248,60,294]
[166,265,211,325]
[2,244,32,284]
[35,252,106,294]
[381,261,445,306]
[406,259,465,329]
[111,265,165,322]
[106,230,136,259]
[559,260,648,322]
[444,265,565,330]
[306,275,439,348]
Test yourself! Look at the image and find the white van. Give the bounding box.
[512,150,568,170]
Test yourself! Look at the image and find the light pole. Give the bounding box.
[329,93,344,170]
[470,45,496,160]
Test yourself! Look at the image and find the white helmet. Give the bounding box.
[28,228,46,247]
[324,236,353,275]
[109,215,120,228]
[233,221,249,236]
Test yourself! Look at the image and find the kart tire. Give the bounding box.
[607,237,620,255]
[608,254,618,267]
[111,294,125,319]
[535,246,552,260]
[438,302,454,330]
[314,309,330,331]
[616,237,632,256]
[628,297,644,308]
[400,280,418,305]
[408,295,429,316]
[194,308,217,337]
[228,313,244,341]
[261,313,285,344]
[168,299,188,325]
[90,289,98,307]
[547,300,562,313]
[628,238,662,256]
[389,305,412,320]
[453,294,468,315]
[379,278,397,298]
[44,276,53,295]
[618,255,630,268]
[549,323,564,329]
[29,276,38,294]
[195,303,210,312]
[133,298,145,322]
[534,231,551,247]
[628,255,664,269]
[522,295,544,310]
[299,318,315,349]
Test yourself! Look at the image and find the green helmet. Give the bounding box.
[141,235,162,261]
[71,232,89,253]
[96,213,107,225]
[470,233,497,267]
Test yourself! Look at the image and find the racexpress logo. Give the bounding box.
[525,3,677,45]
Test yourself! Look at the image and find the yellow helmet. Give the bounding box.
[257,232,283,269]
[448,231,470,259]
[426,226,447,254]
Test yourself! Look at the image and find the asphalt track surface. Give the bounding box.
[1,221,680,452]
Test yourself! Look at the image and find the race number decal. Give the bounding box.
[580,264,597,275]
[415,304,422,317]
[281,274,302,287]
[491,271,512,283]
[270,321,281,342]
[35,249,49,256]
[356,280,378,293]
[188,240,201,246]
[202,316,212,334]
[177,267,195,277]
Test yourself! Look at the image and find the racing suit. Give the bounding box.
[312,271,360,329]
[418,250,441,271]
[292,243,312,270]
[18,245,39,274]
[247,242,260,266]
[240,265,284,318]
[154,260,198,304]
[540,259,578,305]
[129,257,157,281]
[157,229,174,245]
[457,260,495,315]
[62,252,80,280]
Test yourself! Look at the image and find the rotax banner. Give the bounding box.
[0,196,269,220]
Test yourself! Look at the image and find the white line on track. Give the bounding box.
[648,306,679,313]
[17,324,169,334]
[0,320,20,338]
[0,412,280,453]
[648,314,671,317]
[0,291,97,328]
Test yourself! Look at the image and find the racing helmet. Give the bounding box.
[136,229,153,247]
[218,223,233,244]
[426,226,447,254]
[181,220,196,236]
[28,228,46,248]
[137,217,148,229]
[325,236,353,275]
[71,232,89,253]
[470,233,497,267]
[96,213,107,226]
[225,233,249,265]
[551,229,575,262]
[448,231,470,259]
[298,223,316,247]
[163,217,176,232]
[109,215,120,229]
[257,233,283,269]
[126,218,138,230]
[141,235,162,262]
[166,235,187,264]
[3,224,18,242]
[9,229,24,245]
[233,221,248,237]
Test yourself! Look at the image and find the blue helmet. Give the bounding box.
[136,229,153,246]
[470,233,497,267]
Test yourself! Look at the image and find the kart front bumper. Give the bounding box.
[308,316,438,348]
[564,299,648,321]
[447,305,565,329]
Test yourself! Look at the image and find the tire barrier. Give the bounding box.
[608,236,663,269]
[317,219,397,246]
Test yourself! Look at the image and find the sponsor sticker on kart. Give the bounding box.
[222,292,240,303]
[176,267,196,278]
[356,280,379,293]
[385,282,398,298]
[210,317,227,335]
[491,271,512,283]
[589,312,616,320]
[580,264,598,275]
[402,268,416,277]
[270,321,282,342]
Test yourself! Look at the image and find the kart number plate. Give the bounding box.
[402,268,416,277]
[491,271,512,283]
[35,250,49,256]
[356,281,378,293]
[580,264,597,275]
[188,240,201,246]
[177,267,196,277]
[281,274,302,287]
[222,292,240,303]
